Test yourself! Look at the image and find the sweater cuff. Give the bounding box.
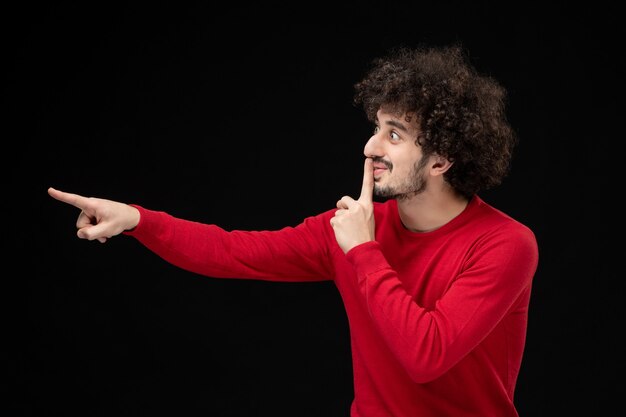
[122,204,164,239]
[345,241,389,281]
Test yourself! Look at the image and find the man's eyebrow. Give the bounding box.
[384,119,410,133]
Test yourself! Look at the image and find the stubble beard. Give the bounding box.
[373,155,430,202]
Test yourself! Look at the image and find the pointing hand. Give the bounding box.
[48,187,140,243]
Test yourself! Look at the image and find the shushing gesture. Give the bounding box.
[47,187,140,243]
[330,158,376,253]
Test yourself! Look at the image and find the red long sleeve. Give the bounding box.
[126,207,336,282]
[125,195,538,417]
[346,226,536,383]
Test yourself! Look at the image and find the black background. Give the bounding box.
[6,2,623,416]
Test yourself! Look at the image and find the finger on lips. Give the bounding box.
[358,158,374,203]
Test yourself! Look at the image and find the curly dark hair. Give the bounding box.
[353,44,517,199]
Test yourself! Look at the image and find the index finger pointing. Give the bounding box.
[48,187,91,210]
[358,158,374,203]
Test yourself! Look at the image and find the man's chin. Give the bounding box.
[373,185,393,199]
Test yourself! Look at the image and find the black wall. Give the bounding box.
[6,2,622,416]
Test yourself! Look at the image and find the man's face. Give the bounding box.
[363,109,429,201]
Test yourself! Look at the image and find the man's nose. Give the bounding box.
[363,134,383,158]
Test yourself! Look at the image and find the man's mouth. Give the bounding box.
[373,166,387,176]
[372,162,390,177]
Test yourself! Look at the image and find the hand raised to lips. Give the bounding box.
[329,158,375,254]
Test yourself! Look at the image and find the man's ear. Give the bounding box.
[430,155,454,176]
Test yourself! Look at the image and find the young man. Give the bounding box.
[48,44,539,417]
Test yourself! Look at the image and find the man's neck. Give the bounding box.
[396,189,469,233]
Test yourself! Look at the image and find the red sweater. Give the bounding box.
[126,195,538,417]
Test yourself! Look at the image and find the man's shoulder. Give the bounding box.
[471,196,537,243]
